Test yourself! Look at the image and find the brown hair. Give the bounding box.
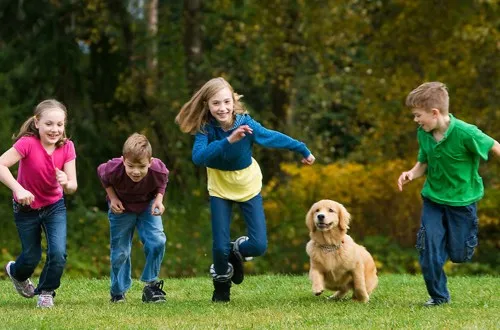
[406,82,449,114]
[175,77,247,134]
[14,99,68,147]
[122,133,152,161]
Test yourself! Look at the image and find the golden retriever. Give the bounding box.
[305,199,378,302]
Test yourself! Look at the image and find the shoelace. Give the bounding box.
[38,294,53,306]
[151,280,166,296]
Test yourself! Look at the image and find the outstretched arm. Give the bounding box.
[192,132,230,166]
[489,140,500,158]
[398,162,427,191]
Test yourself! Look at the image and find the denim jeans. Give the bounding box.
[417,197,478,303]
[11,198,67,294]
[108,201,166,296]
[210,193,268,275]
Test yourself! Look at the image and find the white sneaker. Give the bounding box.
[5,261,35,298]
[37,292,54,308]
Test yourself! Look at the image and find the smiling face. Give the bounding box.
[306,200,351,233]
[412,108,439,132]
[207,87,234,129]
[123,157,152,182]
[34,108,66,148]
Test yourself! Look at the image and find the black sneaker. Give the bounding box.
[229,246,244,285]
[212,280,231,303]
[229,236,249,285]
[110,294,126,303]
[142,280,166,303]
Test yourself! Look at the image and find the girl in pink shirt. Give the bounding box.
[0,99,77,308]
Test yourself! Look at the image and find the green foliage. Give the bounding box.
[0,0,499,278]
[262,160,500,274]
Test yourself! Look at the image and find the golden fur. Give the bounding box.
[305,199,378,302]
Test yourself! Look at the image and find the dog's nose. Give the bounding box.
[317,214,325,221]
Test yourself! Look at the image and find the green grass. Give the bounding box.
[0,274,498,329]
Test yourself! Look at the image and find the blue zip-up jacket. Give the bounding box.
[192,114,311,171]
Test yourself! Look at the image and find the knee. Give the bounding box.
[145,236,166,254]
[212,245,230,261]
[111,249,130,265]
[247,239,267,256]
[47,249,67,266]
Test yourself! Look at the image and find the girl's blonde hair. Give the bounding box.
[122,133,152,161]
[406,82,449,114]
[13,99,68,147]
[175,77,247,134]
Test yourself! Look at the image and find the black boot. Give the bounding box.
[212,280,231,303]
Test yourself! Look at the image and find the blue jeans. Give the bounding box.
[210,193,268,275]
[417,197,478,303]
[11,198,67,294]
[108,202,166,296]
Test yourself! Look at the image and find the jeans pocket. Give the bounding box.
[464,235,478,261]
[415,227,425,251]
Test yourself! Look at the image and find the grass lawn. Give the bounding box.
[0,274,498,329]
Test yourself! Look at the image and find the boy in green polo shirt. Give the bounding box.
[397,82,500,306]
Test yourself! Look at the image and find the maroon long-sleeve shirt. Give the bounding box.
[97,157,169,213]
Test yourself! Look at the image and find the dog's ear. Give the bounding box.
[337,203,351,231]
[306,204,316,232]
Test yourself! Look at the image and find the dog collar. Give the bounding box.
[316,241,343,253]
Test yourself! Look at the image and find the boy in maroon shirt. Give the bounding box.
[98,133,169,303]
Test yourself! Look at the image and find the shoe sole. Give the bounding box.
[5,261,35,299]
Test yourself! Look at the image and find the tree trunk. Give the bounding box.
[183,0,203,92]
[146,0,158,97]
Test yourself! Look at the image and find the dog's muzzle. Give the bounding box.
[315,214,333,230]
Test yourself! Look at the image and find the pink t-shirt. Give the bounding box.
[14,136,77,209]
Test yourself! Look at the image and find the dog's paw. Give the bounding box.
[313,290,324,296]
[353,292,370,303]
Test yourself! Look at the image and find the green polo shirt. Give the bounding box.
[417,114,494,206]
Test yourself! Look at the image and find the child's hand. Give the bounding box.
[301,154,316,165]
[14,188,35,206]
[227,125,253,144]
[110,198,125,214]
[55,168,68,187]
[151,202,165,216]
[397,171,413,191]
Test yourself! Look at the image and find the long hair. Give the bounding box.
[13,99,68,148]
[175,77,246,134]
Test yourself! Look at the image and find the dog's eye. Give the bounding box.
[315,209,320,213]
[328,208,335,213]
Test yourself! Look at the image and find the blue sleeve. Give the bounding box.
[248,118,311,158]
[192,132,231,166]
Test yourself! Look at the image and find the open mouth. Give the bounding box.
[315,222,333,230]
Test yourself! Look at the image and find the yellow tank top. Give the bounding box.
[207,158,263,202]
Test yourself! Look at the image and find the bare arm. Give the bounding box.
[58,159,78,194]
[0,148,35,204]
[489,140,500,158]
[398,162,427,191]
[105,186,125,214]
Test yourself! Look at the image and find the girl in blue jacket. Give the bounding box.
[176,77,315,302]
